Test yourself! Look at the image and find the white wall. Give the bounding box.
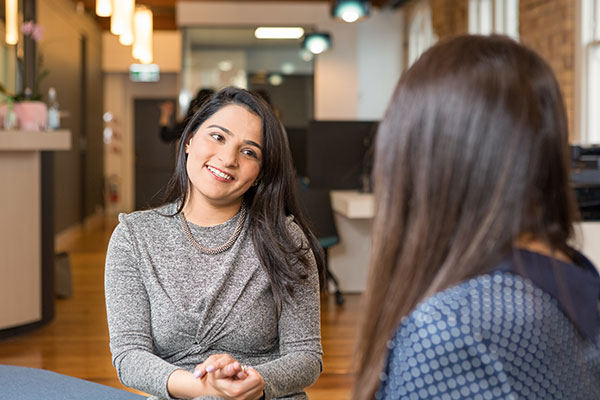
[357,8,404,120]
[102,31,182,73]
[104,73,180,213]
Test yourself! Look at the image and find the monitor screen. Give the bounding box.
[306,120,378,190]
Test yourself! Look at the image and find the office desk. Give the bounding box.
[329,190,600,293]
[328,191,373,292]
[0,130,70,333]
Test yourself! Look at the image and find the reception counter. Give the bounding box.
[0,130,71,334]
[329,190,600,292]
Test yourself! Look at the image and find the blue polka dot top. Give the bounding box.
[377,249,600,400]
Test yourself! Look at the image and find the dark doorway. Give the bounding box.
[134,98,178,210]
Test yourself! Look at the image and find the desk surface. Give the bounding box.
[0,130,71,151]
[330,190,374,219]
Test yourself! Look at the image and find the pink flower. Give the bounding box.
[22,21,34,35]
[32,25,44,41]
[21,20,43,41]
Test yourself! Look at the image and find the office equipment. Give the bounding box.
[571,145,600,221]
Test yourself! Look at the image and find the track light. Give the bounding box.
[331,0,371,23]
[302,33,332,55]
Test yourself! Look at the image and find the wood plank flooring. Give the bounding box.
[0,217,362,399]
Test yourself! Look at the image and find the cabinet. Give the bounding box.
[0,130,70,332]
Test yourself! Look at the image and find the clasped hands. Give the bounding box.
[193,354,265,400]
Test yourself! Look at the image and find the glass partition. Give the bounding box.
[181,26,314,129]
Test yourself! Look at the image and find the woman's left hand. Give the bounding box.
[193,354,265,400]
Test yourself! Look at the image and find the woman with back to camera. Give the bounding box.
[354,35,600,399]
[106,87,324,400]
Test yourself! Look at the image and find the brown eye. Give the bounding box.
[210,133,225,142]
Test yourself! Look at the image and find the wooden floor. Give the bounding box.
[0,217,362,399]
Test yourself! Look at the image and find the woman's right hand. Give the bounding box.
[193,354,265,400]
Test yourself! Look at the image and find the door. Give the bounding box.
[134,98,178,210]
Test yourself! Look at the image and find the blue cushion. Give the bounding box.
[319,236,339,249]
[0,365,146,400]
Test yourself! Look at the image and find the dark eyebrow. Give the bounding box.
[207,124,233,136]
[207,124,263,152]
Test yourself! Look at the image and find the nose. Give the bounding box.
[218,144,238,168]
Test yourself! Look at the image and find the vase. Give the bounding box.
[14,101,48,131]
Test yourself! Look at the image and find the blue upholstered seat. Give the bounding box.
[0,365,146,400]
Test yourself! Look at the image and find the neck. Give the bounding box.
[182,195,243,227]
[514,235,572,264]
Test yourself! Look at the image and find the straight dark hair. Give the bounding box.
[353,35,579,399]
[162,87,324,311]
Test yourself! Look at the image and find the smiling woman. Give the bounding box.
[105,87,325,400]
[183,104,263,218]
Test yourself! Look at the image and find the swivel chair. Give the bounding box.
[295,180,345,305]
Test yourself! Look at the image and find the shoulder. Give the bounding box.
[380,272,576,399]
[282,214,307,245]
[113,203,178,241]
[394,272,556,347]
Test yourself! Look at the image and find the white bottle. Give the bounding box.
[47,87,60,130]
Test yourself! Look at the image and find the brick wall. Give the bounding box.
[422,0,577,140]
[519,0,576,140]
[430,0,469,39]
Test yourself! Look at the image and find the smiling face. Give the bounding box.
[185,104,263,210]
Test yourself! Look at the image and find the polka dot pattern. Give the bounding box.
[376,272,600,399]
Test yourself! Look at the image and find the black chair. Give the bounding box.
[295,180,345,305]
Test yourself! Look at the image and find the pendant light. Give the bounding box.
[133,6,153,64]
[5,0,18,45]
[111,0,135,36]
[331,0,371,23]
[119,0,135,46]
[95,0,112,17]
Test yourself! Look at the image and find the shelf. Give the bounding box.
[0,130,71,151]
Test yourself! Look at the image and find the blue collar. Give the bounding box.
[491,248,600,341]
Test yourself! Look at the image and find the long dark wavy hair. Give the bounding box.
[353,35,579,399]
[163,87,325,310]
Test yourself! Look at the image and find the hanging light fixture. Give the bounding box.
[111,0,134,36]
[302,33,332,55]
[119,0,135,46]
[331,0,371,23]
[5,0,18,45]
[133,6,153,64]
[95,0,112,17]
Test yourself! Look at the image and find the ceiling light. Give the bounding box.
[302,33,332,55]
[218,60,233,72]
[281,62,295,75]
[268,74,284,86]
[5,0,18,45]
[331,0,371,23]
[133,6,153,64]
[255,27,305,39]
[96,0,112,17]
[119,0,135,46]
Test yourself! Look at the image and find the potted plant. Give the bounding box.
[0,21,49,131]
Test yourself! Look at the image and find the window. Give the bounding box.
[469,0,518,39]
[579,0,600,144]
[408,0,438,66]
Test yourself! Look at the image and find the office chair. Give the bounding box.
[295,180,345,305]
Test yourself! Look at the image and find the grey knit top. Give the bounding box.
[105,203,323,400]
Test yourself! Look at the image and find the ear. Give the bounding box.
[185,137,192,154]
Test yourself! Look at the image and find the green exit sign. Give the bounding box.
[129,64,160,82]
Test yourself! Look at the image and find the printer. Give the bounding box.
[571,145,600,221]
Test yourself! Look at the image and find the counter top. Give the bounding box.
[330,190,375,219]
[0,130,71,151]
